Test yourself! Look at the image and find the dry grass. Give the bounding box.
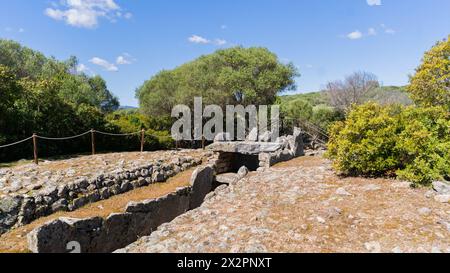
[273,155,327,168]
[0,168,195,253]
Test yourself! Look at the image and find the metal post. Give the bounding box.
[140,129,145,152]
[91,129,95,155]
[202,136,205,150]
[32,133,38,165]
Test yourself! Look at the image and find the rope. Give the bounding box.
[36,131,91,141]
[94,130,142,137]
[0,136,33,149]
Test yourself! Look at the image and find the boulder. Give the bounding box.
[27,219,73,253]
[152,171,165,183]
[215,173,239,185]
[0,196,23,234]
[51,199,68,213]
[190,166,214,209]
[237,166,249,179]
[432,181,450,194]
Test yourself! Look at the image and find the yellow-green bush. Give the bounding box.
[326,102,450,185]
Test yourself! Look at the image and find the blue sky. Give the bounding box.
[1,0,449,106]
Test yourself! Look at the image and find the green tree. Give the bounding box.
[407,35,450,108]
[137,47,298,117]
[283,99,313,122]
[0,39,119,112]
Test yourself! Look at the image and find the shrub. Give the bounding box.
[311,105,344,131]
[326,102,450,185]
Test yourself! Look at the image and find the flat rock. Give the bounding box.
[434,194,450,203]
[207,142,282,155]
[336,187,352,196]
[432,181,450,194]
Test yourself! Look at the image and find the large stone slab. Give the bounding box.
[190,166,214,209]
[207,142,283,155]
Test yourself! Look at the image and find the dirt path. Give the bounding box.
[0,168,195,253]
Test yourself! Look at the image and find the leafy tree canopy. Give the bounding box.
[137,46,298,117]
[407,35,450,109]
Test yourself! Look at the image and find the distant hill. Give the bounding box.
[119,106,138,110]
[279,86,411,107]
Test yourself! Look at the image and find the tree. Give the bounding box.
[137,47,298,117]
[283,99,313,122]
[407,35,450,109]
[0,39,119,112]
[326,71,380,110]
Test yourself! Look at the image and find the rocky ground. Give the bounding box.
[119,156,450,253]
[0,150,210,198]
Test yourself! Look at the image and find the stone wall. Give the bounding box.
[0,156,202,235]
[27,165,215,253]
[258,127,304,169]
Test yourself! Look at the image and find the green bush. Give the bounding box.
[326,102,450,185]
[311,105,344,131]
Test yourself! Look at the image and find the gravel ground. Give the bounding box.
[119,156,450,253]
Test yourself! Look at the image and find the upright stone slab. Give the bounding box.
[27,218,76,253]
[189,166,214,209]
[290,127,304,157]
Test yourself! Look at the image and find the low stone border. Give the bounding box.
[0,156,202,235]
[27,165,215,253]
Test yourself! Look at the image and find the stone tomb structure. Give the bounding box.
[208,128,304,184]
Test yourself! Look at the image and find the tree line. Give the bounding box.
[0,40,171,162]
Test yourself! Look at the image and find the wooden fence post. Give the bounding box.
[32,133,38,165]
[91,129,95,155]
[140,129,145,152]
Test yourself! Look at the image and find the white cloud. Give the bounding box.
[18,28,25,33]
[214,39,227,46]
[188,35,210,44]
[368,27,377,36]
[188,35,227,46]
[221,25,227,30]
[347,30,363,40]
[89,57,118,72]
[76,63,95,74]
[367,0,382,6]
[45,0,132,28]
[385,28,396,34]
[380,24,396,34]
[116,53,135,65]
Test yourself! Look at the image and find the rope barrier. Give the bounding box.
[0,136,34,149]
[94,130,142,137]
[36,131,92,141]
